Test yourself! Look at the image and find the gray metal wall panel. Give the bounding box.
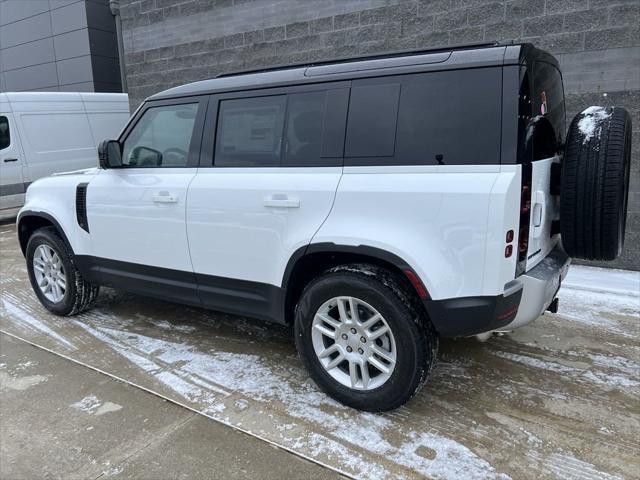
[51,0,88,35]
[56,55,94,85]
[0,0,50,26]
[0,38,56,71]
[4,62,59,91]
[0,0,120,92]
[53,29,91,60]
[0,12,53,49]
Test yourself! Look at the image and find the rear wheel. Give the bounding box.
[26,227,99,316]
[294,264,438,411]
[561,106,632,260]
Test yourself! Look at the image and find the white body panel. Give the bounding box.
[187,167,342,286]
[1,92,129,215]
[312,165,521,300]
[525,156,561,270]
[18,169,100,254]
[86,168,196,272]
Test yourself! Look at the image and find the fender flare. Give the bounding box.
[17,211,74,256]
[282,242,426,295]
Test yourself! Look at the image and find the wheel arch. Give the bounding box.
[281,243,430,325]
[17,211,73,257]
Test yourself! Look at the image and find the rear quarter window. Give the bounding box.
[344,68,503,166]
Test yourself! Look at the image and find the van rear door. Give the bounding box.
[518,59,565,272]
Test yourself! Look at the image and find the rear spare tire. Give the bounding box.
[560,106,632,260]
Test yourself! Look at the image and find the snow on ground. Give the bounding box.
[70,319,508,479]
[556,265,639,334]
[562,264,639,296]
[1,298,76,350]
[1,234,637,480]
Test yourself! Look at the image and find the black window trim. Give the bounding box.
[200,81,350,168]
[116,95,208,169]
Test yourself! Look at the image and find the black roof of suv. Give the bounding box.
[150,42,558,101]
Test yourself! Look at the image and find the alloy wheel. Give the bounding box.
[311,296,397,391]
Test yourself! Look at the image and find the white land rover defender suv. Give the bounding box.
[17,43,632,411]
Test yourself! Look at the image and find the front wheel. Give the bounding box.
[294,264,438,411]
[26,227,99,316]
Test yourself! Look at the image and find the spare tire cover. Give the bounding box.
[560,106,632,261]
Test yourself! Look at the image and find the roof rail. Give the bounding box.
[215,41,500,79]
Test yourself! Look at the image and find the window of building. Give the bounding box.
[122,103,199,167]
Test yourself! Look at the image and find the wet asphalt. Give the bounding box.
[0,221,638,479]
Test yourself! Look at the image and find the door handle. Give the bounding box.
[3,158,17,163]
[263,194,299,208]
[152,192,178,204]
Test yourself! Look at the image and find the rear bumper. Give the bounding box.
[424,244,570,338]
[500,244,570,330]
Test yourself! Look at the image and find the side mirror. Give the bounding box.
[130,145,162,167]
[98,140,122,169]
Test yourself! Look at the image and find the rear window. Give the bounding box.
[344,68,503,166]
[0,116,9,150]
[532,61,565,148]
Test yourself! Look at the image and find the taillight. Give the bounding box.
[518,180,532,262]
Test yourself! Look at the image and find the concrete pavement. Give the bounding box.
[0,333,341,479]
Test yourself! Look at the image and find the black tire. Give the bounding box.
[561,106,632,260]
[294,264,438,412]
[26,227,99,316]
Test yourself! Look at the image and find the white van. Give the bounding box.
[0,92,130,219]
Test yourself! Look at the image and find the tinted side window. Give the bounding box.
[345,83,400,158]
[216,96,286,167]
[284,91,326,166]
[345,69,502,166]
[122,103,198,167]
[0,116,9,150]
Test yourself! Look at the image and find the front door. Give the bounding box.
[186,86,349,321]
[0,111,26,213]
[86,98,206,303]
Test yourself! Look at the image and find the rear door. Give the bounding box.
[186,83,348,318]
[522,60,565,270]
[0,109,26,212]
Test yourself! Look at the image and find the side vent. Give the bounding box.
[76,183,89,233]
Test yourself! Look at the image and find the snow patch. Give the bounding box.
[73,320,508,479]
[494,351,639,389]
[577,106,611,144]
[563,265,639,297]
[0,371,48,391]
[71,395,102,413]
[2,299,76,350]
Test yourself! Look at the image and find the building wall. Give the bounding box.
[120,0,639,269]
[0,0,122,92]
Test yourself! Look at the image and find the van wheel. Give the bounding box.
[26,227,99,316]
[294,264,438,412]
[561,106,632,260]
